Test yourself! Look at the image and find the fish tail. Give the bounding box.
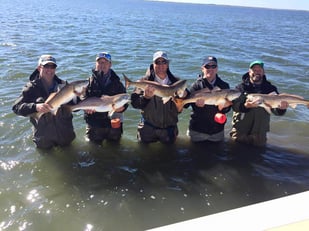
[173,97,184,112]
[123,73,131,89]
[64,104,74,112]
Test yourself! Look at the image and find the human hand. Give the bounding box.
[143,85,155,99]
[222,100,233,108]
[85,109,96,114]
[244,98,260,108]
[278,101,289,109]
[36,103,52,113]
[195,98,205,107]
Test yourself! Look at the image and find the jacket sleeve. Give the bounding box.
[231,91,250,113]
[130,80,155,110]
[130,89,151,109]
[12,83,38,117]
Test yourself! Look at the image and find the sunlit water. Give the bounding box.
[0,0,308,230]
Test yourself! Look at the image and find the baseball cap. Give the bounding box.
[249,60,264,68]
[202,56,217,66]
[153,51,169,62]
[96,52,112,62]
[38,55,57,66]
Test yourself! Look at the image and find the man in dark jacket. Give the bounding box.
[186,56,232,142]
[83,52,128,144]
[230,60,288,146]
[130,51,183,144]
[12,55,76,149]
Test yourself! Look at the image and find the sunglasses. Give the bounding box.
[204,64,217,69]
[155,60,168,65]
[43,64,57,69]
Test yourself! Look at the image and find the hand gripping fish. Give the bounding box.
[173,87,241,112]
[33,80,88,120]
[69,93,130,117]
[246,92,309,114]
[123,73,187,104]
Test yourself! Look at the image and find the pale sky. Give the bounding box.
[155,0,309,11]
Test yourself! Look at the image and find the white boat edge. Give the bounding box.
[148,190,309,231]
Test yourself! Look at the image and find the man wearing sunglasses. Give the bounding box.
[186,56,232,143]
[12,55,76,149]
[82,52,128,144]
[131,51,184,144]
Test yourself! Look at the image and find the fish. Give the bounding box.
[173,87,241,112]
[123,73,187,104]
[70,93,130,117]
[246,92,309,114]
[33,80,88,120]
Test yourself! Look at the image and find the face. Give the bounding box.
[96,58,112,74]
[153,58,169,79]
[202,61,218,82]
[249,65,264,84]
[38,63,57,80]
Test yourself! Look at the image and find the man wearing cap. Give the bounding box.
[131,51,184,144]
[230,60,288,146]
[83,52,128,144]
[185,56,232,142]
[12,55,76,149]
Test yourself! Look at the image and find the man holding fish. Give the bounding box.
[183,56,237,143]
[230,60,288,146]
[82,52,128,144]
[130,51,187,144]
[12,55,87,149]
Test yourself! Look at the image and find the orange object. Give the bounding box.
[111,118,121,128]
[214,113,226,124]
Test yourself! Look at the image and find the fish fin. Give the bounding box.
[279,93,304,99]
[218,100,232,111]
[212,86,222,92]
[162,97,171,104]
[260,103,272,114]
[100,95,109,100]
[173,98,184,112]
[268,91,278,96]
[108,110,115,117]
[218,104,224,111]
[289,103,298,109]
[30,112,42,121]
[108,104,117,117]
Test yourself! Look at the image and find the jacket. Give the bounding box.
[12,69,75,148]
[188,74,231,135]
[12,69,66,119]
[84,69,127,127]
[130,64,180,128]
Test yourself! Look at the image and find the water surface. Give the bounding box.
[0,0,308,230]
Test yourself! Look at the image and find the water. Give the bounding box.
[1,0,309,230]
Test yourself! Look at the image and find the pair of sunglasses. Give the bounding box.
[155,60,168,65]
[43,64,57,69]
[204,64,217,69]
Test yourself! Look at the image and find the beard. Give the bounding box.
[251,74,263,84]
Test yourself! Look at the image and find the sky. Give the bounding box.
[155,0,309,11]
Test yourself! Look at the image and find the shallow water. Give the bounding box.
[0,0,308,230]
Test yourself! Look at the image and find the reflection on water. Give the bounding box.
[5,139,303,230]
